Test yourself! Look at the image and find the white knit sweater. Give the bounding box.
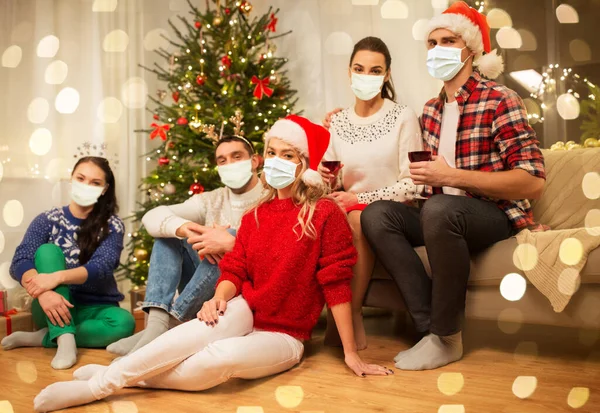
[142,182,264,238]
[325,99,422,204]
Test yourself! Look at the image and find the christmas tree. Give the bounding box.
[120,0,297,287]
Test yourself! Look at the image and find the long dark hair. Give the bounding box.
[72,157,118,264]
[349,36,396,102]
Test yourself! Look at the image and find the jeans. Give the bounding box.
[88,296,304,397]
[361,195,514,336]
[142,229,236,321]
[31,244,134,347]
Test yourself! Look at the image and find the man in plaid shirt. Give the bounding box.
[362,1,545,370]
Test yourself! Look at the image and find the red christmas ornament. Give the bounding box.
[251,76,274,100]
[176,117,189,125]
[265,13,278,32]
[196,75,206,85]
[158,157,170,166]
[221,55,232,69]
[172,91,180,103]
[168,142,175,148]
[189,182,205,194]
[195,21,202,29]
[225,7,231,15]
[153,113,159,120]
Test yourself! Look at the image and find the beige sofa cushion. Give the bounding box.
[532,148,600,229]
[372,239,600,286]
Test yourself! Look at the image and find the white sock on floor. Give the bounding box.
[73,364,108,381]
[51,334,78,370]
[126,308,170,355]
[34,380,97,412]
[106,331,144,356]
[393,334,430,363]
[1,328,48,350]
[395,332,463,371]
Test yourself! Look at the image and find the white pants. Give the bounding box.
[88,296,304,398]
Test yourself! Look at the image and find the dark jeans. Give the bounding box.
[361,195,514,336]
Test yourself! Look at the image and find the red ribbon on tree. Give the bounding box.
[150,123,170,141]
[265,13,278,32]
[251,76,274,100]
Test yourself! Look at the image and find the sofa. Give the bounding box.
[363,147,600,329]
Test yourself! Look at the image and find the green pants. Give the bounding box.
[31,244,135,348]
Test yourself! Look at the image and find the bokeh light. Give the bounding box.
[16,361,37,383]
[0,230,4,254]
[121,77,148,109]
[513,243,538,271]
[497,308,524,334]
[44,60,68,84]
[584,209,600,236]
[103,30,129,52]
[380,0,409,19]
[144,29,170,52]
[1,45,22,68]
[512,376,537,399]
[110,401,138,413]
[486,8,512,28]
[37,35,60,58]
[55,87,80,114]
[557,268,581,296]
[93,0,118,12]
[556,4,579,23]
[569,39,592,62]
[3,200,24,228]
[496,27,522,49]
[28,98,50,124]
[29,128,53,156]
[582,172,600,200]
[559,238,583,266]
[437,373,464,396]
[275,386,304,408]
[556,93,580,120]
[437,405,465,413]
[236,408,264,413]
[567,387,589,408]
[324,32,353,55]
[412,19,430,41]
[0,401,14,413]
[0,262,19,289]
[500,273,527,301]
[97,97,124,123]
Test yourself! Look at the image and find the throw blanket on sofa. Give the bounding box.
[516,227,600,312]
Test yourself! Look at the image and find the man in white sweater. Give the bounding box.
[108,136,264,356]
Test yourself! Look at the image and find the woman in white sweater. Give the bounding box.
[320,36,422,350]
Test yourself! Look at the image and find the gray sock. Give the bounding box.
[51,333,78,370]
[126,308,170,355]
[393,334,431,363]
[106,331,145,356]
[395,332,463,371]
[1,328,48,350]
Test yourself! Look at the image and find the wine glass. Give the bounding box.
[408,150,432,204]
[321,160,342,192]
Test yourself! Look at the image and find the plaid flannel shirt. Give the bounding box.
[422,72,546,230]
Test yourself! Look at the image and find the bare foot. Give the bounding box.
[353,312,368,351]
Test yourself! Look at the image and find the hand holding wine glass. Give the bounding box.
[408,150,432,202]
[318,160,343,190]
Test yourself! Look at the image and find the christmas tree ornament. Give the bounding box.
[239,0,252,15]
[156,89,167,101]
[189,182,205,194]
[163,183,177,195]
[213,15,223,26]
[584,137,599,147]
[189,120,202,134]
[176,117,189,125]
[196,74,206,85]
[221,55,232,69]
[133,248,149,261]
[172,91,180,102]
[158,157,170,165]
[251,75,274,100]
[168,141,175,148]
[225,7,231,14]
[195,21,202,29]
[153,113,159,120]
[150,123,171,141]
[265,13,278,32]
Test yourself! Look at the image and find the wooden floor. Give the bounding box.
[1,313,599,413]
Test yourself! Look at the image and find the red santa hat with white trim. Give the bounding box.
[427,1,504,79]
[264,115,330,187]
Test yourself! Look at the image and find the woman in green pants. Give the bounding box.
[2,156,134,369]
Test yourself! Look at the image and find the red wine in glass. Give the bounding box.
[408,151,432,162]
[322,161,342,174]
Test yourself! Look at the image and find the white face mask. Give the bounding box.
[217,159,253,189]
[263,157,300,189]
[350,73,385,101]
[426,46,471,81]
[71,180,105,207]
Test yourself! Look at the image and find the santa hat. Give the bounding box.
[427,1,504,79]
[264,115,330,187]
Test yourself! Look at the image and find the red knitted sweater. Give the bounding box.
[217,197,357,340]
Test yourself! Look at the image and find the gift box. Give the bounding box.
[0,311,34,339]
[129,287,146,313]
[133,309,147,334]
[0,290,7,315]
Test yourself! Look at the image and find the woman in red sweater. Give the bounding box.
[33,115,393,413]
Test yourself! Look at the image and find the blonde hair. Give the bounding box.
[254,150,327,240]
